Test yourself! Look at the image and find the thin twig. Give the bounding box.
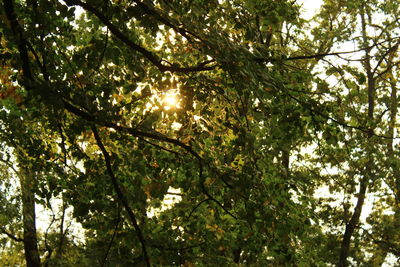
[137,136,181,156]
[101,207,121,267]
[187,198,212,219]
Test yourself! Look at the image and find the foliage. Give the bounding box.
[0,0,400,266]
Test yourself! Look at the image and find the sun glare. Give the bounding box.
[165,95,177,106]
[163,91,179,110]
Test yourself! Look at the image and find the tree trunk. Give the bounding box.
[338,177,368,267]
[369,52,400,266]
[19,161,41,267]
[338,10,374,266]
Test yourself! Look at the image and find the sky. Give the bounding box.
[298,0,323,20]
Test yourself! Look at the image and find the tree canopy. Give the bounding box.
[1,0,400,266]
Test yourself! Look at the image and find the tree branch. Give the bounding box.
[137,136,181,156]
[285,91,394,139]
[149,241,206,252]
[91,125,151,267]
[64,0,215,73]
[101,207,121,267]
[1,228,23,242]
[258,36,400,62]
[372,39,400,75]
[131,0,199,42]
[187,198,211,219]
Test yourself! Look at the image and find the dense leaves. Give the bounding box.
[0,0,400,266]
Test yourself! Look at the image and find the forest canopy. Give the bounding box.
[1,0,400,266]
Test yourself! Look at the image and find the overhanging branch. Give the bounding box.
[64,0,215,73]
[131,0,199,42]
[92,125,151,267]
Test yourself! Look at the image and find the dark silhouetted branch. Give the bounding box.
[1,228,23,242]
[150,241,206,252]
[187,198,211,219]
[92,126,151,267]
[101,208,121,267]
[137,136,181,156]
[65,0,215,73]
[132,0,199,42]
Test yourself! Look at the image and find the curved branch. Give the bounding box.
[201,182,237,219]
[132,0,199,42]
[91,126,150,267]
[187,198,211,219]
[64,0,215,73]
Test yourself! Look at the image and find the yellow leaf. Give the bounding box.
[204,177,214,186]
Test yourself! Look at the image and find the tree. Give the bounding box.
[304,1,400,265]
[0,0,399,266]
